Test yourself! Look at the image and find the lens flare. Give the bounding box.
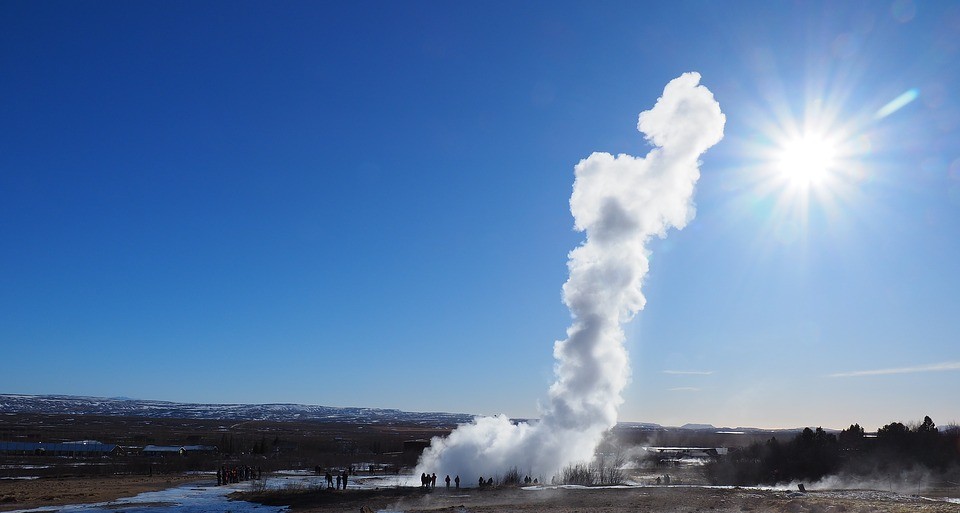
[874,88,919,120]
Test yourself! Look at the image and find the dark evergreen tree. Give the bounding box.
[838,423,865,451]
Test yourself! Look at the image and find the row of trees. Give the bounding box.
[706,416,960,485]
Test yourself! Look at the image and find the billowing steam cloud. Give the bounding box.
[416,72,725,483]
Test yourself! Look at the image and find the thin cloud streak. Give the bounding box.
[667,387,701,392]
[829,361,960,378]
[663,370,714,375]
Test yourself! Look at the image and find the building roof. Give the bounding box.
[182,445,217,451]
[143,445,183,452]
[143,444,217,452]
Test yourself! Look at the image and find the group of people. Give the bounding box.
[420,472,437,488]
[314,466,351,489]
[420,472,461,489]
[421,473,541,489]
[216,465,261,485]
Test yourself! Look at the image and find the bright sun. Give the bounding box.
[775,134,838,187]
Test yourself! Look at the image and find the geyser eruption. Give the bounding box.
[416,72,725,483]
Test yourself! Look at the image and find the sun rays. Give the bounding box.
[726,81,884,253]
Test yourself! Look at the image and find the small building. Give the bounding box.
[143,445,183,457]
[121,445,144,456]
[182,445,218,454]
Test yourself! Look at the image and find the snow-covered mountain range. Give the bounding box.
[0,394,475,426]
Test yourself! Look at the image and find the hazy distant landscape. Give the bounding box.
[0,392,796,482]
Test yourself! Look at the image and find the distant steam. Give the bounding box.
[415,72,725,482]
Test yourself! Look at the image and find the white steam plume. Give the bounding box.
[415,72,725,484]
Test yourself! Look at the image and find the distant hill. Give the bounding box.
[680,423,717,430]
[0,394,475,427]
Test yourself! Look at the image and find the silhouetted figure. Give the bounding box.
[421,472,428,488]
[326,472,333,489]
[217,468,222,486]
[487,477,493,486]
[431,473,437,489]
[655,476,661,485]
[455,475,460,488]
[343,470,349,489]
[479,476,484,488]
[336,473,342,489]
[533,478,538,484]
[445,475,451,488]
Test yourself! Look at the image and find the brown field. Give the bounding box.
[0,412,453,479]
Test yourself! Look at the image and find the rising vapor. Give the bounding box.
[415,72,725,483]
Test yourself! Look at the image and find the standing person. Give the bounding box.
[342,470,349,489]
[479,476,484,488]
[336,473,342,489]
[216,468,222,486]
[431,473,437,489]
[454,475,460,488]
[445,475,450,488]
[326,471,333,489]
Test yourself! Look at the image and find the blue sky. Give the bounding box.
[2,1,958,431]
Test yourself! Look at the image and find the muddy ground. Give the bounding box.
[0,474,200,512]
[1,473,958,513]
